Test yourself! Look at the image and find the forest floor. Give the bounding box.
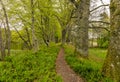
[56,48,85,82]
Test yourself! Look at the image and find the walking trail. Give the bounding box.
[56,48,85,82]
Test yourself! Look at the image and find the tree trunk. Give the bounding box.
[75,0,90,57]
[102,0,120,81]
[66,26,72,43]
[31,0,38,52]
[0,24,6,60]
[0,0,11,56]
[25,28,32,49]
[61,23,71,45]
[62,28,67,45]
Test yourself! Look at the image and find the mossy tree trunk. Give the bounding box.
[75,0,90,57]
[102,0,120,81]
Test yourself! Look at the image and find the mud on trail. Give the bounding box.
[56,48,85,82]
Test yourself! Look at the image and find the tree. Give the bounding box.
[31,0,38,52]
[0,21,6,60]
[71,0,90,57]
[102,0,120,81]
[0,0,11,58]
[36,0,57,46]
[53,0,74,45]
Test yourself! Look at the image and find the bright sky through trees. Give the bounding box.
[98,0,110,15]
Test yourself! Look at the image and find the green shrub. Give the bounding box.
[97,34,109,48]
[64,45,113,82]
[0,45,62,82]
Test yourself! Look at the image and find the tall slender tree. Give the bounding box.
[0,0,11,56]
[0,22,6,60]
[31,0,38,52]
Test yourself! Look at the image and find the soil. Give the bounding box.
[56,48,85,82]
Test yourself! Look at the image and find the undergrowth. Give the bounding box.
[0,44,62,82]
[64,45,113,82]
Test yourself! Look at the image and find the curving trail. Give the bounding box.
[56,48,85,82]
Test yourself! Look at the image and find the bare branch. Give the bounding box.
[90,4,109,12]
[100,0,105,5]
[89,26,110,32]
[89,21,110,24]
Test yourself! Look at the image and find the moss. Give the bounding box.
[114,9,120,15]
[110,1,116,12]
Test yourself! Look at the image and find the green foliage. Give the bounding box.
[97,33,109,48]
[0,45,62,82]
[89,48,107,59]
[64,45,113,82]
[54,20,62,39]
[11,31,23,49]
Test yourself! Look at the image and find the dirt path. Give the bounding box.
[56,48,85,82]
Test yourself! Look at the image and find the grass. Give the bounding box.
[0,44,62,82]
[89,48,107,59]
[64,45,113,82]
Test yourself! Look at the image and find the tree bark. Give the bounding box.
[66,25,72,43]
[0,23,6,60]
[102,0,120,81]
[75,0,90,57]
[0,0,11,56]
[62,28,67,45]
[31,0,38,52]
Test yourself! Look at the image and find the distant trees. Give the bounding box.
[53,0,74,45]
[91,12,110,48]
[102,0,120,81]
[0,0,109,57]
